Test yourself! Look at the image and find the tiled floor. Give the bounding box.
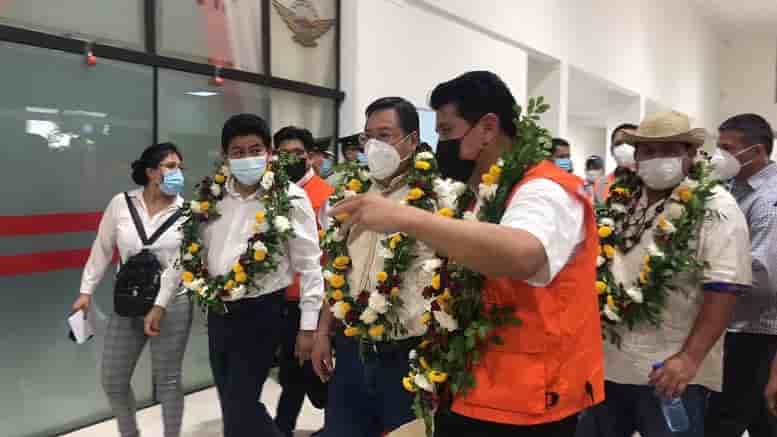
[62,378,324,437]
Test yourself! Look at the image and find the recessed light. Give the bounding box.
[186,91,220,97]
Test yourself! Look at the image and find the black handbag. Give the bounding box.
[113,192,182,317]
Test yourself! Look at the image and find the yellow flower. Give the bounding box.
[431,274,441,290]
[598,226,613,239]
[331,289,344,301]
[437,208,454,218]
[340,302,352,314]
[333,256,351,271]
[439,288,452,302]
[676,186,693,203]
[347,179,363,193]
[613,187,630,197]
[377,271,389,282]
[596,281,607,295]
[368,324,385,339]
[188,243,200,254]
[232,263,244,274]
[254,250,267,262]
[420,312,432,325]
[391,287,401,298]
[643,255,651,265]
[428,370,448,383]
[329,274,345,289]
[335,213,350,222]
[402,376,417,393]
[607,295,616,309]
[420,356,430,370]
[214,174,226,184]
[418,340,431,349]
[318,229,326,240]
[481,173,496,186]
[200,201,210,212]
[389,234,403,250]
[603,244,616,259]
[489,165,502,178]
[407,188,425,201]
[235,271,248,283]
[344,326,361,337]
[181,271,194,283]
[415,160,431,171]
[639,270,649,284]
[255,211,266,223]
[224,280,235,291]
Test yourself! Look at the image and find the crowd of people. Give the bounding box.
[71,70,777,437]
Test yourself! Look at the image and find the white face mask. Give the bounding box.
[637,157,685,190]
[229,155,267,186]
[585,170,604,183]
[710,145,756,181]
[613,144,636,167]
[364,134,412,180]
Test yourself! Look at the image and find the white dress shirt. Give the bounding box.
[200,178,324,330]
[80,188,185,308]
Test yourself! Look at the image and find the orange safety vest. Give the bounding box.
[451,161,604,426]
[287,175,334,301]
[602,172,617,202]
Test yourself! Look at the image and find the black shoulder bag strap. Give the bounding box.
[123,192,183,247]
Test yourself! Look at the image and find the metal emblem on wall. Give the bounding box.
[272,0,335,47]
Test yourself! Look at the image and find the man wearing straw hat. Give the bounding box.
[576,111,752,437]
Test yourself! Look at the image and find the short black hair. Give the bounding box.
[551,137,570,154]
[131,142,182,186]
[221,113,271,153]
[365,97,419,137]
[611,123,638,146]
[273,126,315,152]
[719,113,774,156]
[586,155,604,170]
[430,71,518,137]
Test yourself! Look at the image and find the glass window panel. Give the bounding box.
[269,88,336,141]
[0,0,144,50]
[157,0,264,73]
[270,0,337,88]
[0,42,154,437]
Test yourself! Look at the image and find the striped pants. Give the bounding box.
[101,294,193,437]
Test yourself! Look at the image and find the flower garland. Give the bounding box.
[596,158,718,346]
[320,152,455,342]
[403,98,552,436]
[179,154,297,314]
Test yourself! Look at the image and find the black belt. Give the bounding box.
[215,289,285,316]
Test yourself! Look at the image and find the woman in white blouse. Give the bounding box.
[72,142,192,437]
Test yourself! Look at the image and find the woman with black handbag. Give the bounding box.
[72,142,192,437]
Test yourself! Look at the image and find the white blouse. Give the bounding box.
[79,188,186,308]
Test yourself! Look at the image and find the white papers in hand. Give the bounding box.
[67,310,94,344]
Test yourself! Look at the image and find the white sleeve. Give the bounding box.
[79,194,121,295]
[499,179,585,287]
[288,188,324,330]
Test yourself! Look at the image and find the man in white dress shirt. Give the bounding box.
[203,114,324,437]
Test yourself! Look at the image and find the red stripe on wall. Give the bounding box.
[0,249,118,277]
[0,212,102,237]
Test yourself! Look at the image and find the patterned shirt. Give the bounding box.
[729,162,777,335]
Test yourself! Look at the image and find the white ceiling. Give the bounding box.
[692,0,777,37]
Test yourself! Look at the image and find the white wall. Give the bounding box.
[566,120,607,176]
[719,37,777,124]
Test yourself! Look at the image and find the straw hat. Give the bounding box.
[385,418,426,437]
[622,111,706,146]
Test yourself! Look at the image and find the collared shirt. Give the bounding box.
[603,186,752,391]
[729,161,777,335]
[80,188,185,308]
[200,178,324,330]
[346,170,437,340]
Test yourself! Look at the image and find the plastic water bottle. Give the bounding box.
[652,362,690,432]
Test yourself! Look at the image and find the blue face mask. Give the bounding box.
[356,152,368,166]
[159,168,184,196]
[320,158,334,178]
[230,155,267,186]
[555,158,573,173]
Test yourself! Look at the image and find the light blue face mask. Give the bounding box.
[555,158,573,173]
[356,152,368,167]
[159,168,184,196]
[320,158,334,178]
[229,155,267,186]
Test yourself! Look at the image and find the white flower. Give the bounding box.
[422,258,443,273]
[497,158,505,167]
[434,310,459,332]
[261,171,275,190]
[597,256,606,267]
[332,230,345,242]
[198,285,209,298]
[369,292,390,314]
[377,245,394,260]
[190,200,202,214]
[462,211,478,221]
[478,183,497,200]
[323,270,334,281]
[416,152,434,161]
[360,308,379,325]
[252,241,268,253]
[273,216,291,233]
[647,243,665,259]
[230,285,247,301]
[603,305,621,322]
[414,373,434,392]
[185,278,205,290]
[657,217,677,235]
[667,203,686,220]
[220,165,230,177]
[343,189,357,199]
[680,179,699,191]
[433,179,467,210]
[599,218,615,228]
[210,184,221,197]
[253,221,269,234]
[399,200,408,206]
[331,301,349,320]
[625,287,644,304]
[359,170,371,181]
[611,203,627,214]
[183,253,194,262]
[409,349,418,361]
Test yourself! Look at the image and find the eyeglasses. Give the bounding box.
[358,131,415,148]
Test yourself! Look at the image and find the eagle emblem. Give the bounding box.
[272,0,335,48]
